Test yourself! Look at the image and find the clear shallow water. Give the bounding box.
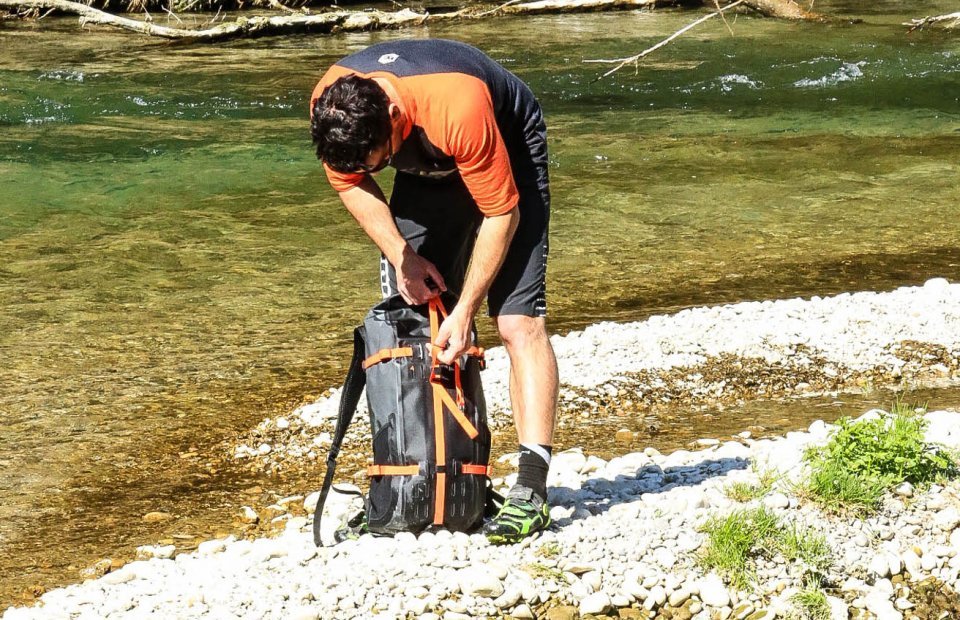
[1,0,959,602]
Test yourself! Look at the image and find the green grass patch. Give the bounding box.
[522,562,564,581]
[774,522,831,574]
[788,578,831,620]
[802,402,956,514]
[698,506,829,591]
[725,464,779,502]
[534,541,562,558]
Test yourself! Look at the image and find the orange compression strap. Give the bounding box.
[367,464,489,477]
[427,297,487,524]
[367,464,420,477]
[362,347,414,370]
[430,298,447,525]
[435,385,479,439]
[461,464,493,476]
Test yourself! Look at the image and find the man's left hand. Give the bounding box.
[434,307,473,365]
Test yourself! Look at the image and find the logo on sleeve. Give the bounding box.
[378,53,399,64]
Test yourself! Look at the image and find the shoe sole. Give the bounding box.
[484,516,551,545]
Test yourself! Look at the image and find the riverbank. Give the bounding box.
[6,408,960,619]
[234,278,960,475]
[5,280,960,619]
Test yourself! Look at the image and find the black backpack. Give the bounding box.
[313,294,494,545]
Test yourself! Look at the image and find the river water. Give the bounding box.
[1,0,959,604]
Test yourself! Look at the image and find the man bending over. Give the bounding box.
[310,38,558,543]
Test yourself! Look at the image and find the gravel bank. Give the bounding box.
[6,409,960,620]
[235,279,960,473]
[7,280,960,620]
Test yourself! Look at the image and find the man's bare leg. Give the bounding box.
[484,314,558,544]
[498,315,558,446]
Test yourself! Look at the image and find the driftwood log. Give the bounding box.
[906,11,960,32]
[0,0,824,41]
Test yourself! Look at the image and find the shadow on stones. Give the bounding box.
[547,457,749,525]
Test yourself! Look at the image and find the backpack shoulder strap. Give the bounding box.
[312,327,366,547]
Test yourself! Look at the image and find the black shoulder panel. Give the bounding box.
[336,38,502,81]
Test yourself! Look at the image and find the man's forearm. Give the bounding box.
[339,177,407,266]
[458,208,520,317]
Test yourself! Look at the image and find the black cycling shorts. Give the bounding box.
[380,120,550,318]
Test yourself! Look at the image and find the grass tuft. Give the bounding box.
[725,463,779,502]
[698,506,828,591]
[788,578,831,620]
[522,562,564,581]
[534,541,562,558]
[802,402,956,514]
[773,522,831,574]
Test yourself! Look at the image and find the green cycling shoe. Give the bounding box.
[484,485,551,544]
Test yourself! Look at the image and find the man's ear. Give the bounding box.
[388,103,402,121]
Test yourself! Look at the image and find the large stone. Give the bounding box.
[870,554,891,578]
[142,511,174,523]
[643,585,666,610]
[578,592,612,616]
[826,595,848,620]
[864,589,902,620]
[135,545,175,561]
[457,566,505,598]
[894,482,914,498]
[653,548,677,569]
[102,568,136,585]
[669,586,692,607]
[288,608,319,620]
[887,553,903,577]
[553,449,587,475]
[950,528,960,549]
[935,508,960,531]
[545,605,578,620]
[699,574,731,607]
[493,587,521,609]
[763,493,790,510]
[197,538,229,555]
[581,571,602,592]
[901,549,923,578]
[238,506,259,524]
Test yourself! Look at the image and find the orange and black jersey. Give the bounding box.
[311,39,543,216]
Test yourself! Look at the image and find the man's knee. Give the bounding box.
[496,315,548,350]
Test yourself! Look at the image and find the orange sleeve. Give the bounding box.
[323,164,365,193]
[417,75,519,216]
[311,65,366,193]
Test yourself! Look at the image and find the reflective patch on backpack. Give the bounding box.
[378,53,399,64]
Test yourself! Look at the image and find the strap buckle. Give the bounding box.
[429,362,456,388]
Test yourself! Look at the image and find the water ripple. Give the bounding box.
[38,70,87,83]
[794,61,867,89]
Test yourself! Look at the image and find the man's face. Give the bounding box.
[357,135,392,174]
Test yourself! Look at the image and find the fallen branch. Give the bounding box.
[906,11,960,32]
[0,0,433,39]
[584,0,745,79]
[741,0,820,20]
[0,0,827,40]
[499,0,656,15]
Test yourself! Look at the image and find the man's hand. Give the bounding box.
[396,245,446,305]
[434,306,473,365]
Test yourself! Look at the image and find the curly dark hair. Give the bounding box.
[310,75,392,173]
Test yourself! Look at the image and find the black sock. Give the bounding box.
[517,443,552,500]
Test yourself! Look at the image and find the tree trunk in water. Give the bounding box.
[0,0,827,40]
[742,0,821,21]
[906,12,960,32]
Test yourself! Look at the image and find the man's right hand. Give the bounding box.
[396,245,446,305]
